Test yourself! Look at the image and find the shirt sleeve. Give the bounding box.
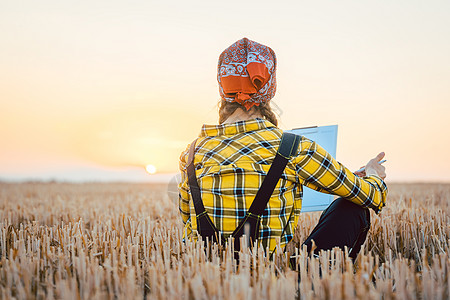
[178,145,191,225]
[292,137,388,213]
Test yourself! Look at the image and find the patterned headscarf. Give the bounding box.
[217,38,277,111]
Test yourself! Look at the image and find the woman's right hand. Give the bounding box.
[363,152,386,180]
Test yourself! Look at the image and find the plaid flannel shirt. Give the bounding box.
[178,118,388,252]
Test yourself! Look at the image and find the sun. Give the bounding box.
[145,164,157,174]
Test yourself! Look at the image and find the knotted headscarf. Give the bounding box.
[217,38,277,111]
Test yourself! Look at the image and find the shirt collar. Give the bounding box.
[200,118,276,137]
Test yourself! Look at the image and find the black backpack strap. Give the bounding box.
[186,139,223,244]
[231,132,300,249]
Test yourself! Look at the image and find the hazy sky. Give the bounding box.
[1,0,449,182]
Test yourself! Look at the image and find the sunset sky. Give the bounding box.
[1,0,449,182]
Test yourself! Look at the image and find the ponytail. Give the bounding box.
[218,100,278,126]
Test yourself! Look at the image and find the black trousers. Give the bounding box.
[302,197,371,260]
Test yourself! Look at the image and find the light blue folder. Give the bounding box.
[287,125,338,212]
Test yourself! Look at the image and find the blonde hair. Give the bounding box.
[218,100,278,126]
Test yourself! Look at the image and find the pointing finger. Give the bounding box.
[375,152,385,162]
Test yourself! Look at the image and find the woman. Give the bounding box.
[178,38,387,260]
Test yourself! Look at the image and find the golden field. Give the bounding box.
[0,182,448,299]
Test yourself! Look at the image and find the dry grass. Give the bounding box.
[0,182,449,299]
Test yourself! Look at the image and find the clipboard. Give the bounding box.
[287,125,338,212]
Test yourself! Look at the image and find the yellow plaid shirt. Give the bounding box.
[178,118,387,252]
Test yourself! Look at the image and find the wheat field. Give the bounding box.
[0,182,448,299]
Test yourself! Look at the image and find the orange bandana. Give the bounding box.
[217,38,277,110]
